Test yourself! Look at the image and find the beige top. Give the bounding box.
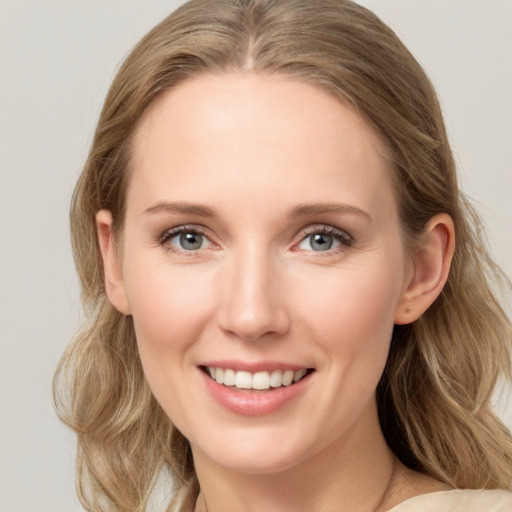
[387,489,512,511]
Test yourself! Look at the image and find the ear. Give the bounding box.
[394,213,455,325]
[96,209,131,315]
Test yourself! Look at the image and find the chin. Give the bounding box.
[189,424,321,475]
[201,449,307,475]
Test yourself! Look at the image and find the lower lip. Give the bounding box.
[199,369,313,416]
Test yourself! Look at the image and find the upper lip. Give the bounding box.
[199,360,313,373]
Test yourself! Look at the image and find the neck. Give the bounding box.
[193,401,398,512]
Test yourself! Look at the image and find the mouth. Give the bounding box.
[201,366,315,392]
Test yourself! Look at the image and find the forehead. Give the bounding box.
[133,72,389,158]
[127,73,396,220]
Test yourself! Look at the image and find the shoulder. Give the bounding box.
[387,489,512,512]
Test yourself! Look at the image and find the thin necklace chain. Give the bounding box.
[200,458,396,512]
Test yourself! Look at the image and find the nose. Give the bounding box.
[216,247,290,341]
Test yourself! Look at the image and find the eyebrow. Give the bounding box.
[144,201,372,222]
[144,201,216,217]
[289,203,372,221]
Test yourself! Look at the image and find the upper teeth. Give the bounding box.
[207,367,308,390]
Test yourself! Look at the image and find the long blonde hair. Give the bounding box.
[54,1,512,510]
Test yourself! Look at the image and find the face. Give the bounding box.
[105,73,414,474]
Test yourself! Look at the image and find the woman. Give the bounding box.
[54,0,512,511]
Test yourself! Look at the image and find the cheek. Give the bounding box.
[293,256,403,365]
[123,261,217,427]
[124,260,215,364]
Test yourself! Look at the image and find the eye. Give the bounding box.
[295,226,352,253]
[300,233,339,251]
[173,231,206,250]
[159,226,213,252]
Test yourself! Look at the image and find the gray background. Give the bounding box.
[1,1,511,510]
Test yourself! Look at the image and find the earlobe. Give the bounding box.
[394,213,455,325]
[96,209,131,315]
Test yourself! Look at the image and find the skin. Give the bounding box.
[97,73,454,511]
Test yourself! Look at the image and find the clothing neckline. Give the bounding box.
[387,490,455,510]
[386,488,512,511]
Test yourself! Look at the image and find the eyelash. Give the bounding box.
[157,224,213,254]
[293,225,354,253]
[157,224,353,255]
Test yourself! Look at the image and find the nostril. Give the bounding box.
[216,273,291,341]
[220,312,291,342]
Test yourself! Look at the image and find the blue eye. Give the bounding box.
[296,227,352,253]
[307,233,337,251]
[175,231,204,250]
[162,228,211,251]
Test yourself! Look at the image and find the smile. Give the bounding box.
[205,366,310,390]
[200,364,315,415]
